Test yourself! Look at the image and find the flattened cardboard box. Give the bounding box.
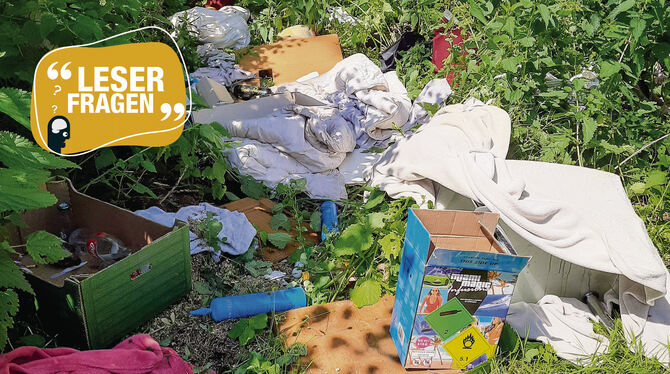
[9,179,191,349]
[390,209,530,371]
[238,34,343,85]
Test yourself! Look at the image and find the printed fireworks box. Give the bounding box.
[390,209,530,371]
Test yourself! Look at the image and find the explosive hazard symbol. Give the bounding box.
[442,325,491,370]
[30,26,191,156]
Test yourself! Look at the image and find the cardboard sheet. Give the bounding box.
[222,198,317,262]
[280,295,453,373]
[238,34,343,85]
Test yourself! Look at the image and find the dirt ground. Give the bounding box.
[134,251,296,372]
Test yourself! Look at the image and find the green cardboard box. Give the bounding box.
[10,178,191,349]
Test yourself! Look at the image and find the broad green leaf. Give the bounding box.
[95,148,116,171]
[333,223,373,256]
[469,0,487,24]
[238,326,255,345]
[630,182,646,194]
[0,88,30,129]
[249,313,268,329]
[518,36,535,47]
[367,212,388,229]
[193,282,212,295]
[538,4,553,27]
[581,118,597,144]
[212,159,227,183]
[131,182,158,198]
[0,251,33,295]
[267,232,291,249]
[609,0,635,19]
[240,176,265,199]
[599,61,621,78]
[309,211,321,232]
[228,319,247,339]
[645,170,668,189]
[26,231,68,265]
[364,190,385,210]
[270,213,291,231]
[0,169,56,212]
[0,132,77,170]
[140,159,157,173]
[379,232,402,261]
[350,279,381,307]
[501,57,518,73]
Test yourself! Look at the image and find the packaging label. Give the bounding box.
[442,325,491,369]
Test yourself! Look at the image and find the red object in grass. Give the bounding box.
[432,21,470,85]
[0,334,205,374]
[204,0,235,9]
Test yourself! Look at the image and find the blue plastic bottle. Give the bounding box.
[320,201,338,241]
[190,287,306,321]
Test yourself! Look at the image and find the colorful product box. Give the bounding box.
[390,209,530,371]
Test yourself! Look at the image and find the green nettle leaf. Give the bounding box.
[468,0,487,24]
[501,57,518,73]
[267,232,292,249]
[228,319,247,339]
[193,282,212,295]
[0,168,57,212]
[581,118,597,144]
[599,61,621,78]
[0,132,78,170]
[350,279,381,307]
[0,289,19,349]
[131,182,158,198]
[241,176,265,199]
[538,4,553,27]
[608,0,635,19]
[0,252,33,295]
[212,159,227,183]
[364,190,385,210]
[518,36,536,47]
[379,232,402,260]
[630,182,646,195]
[0,88,31,129]
[646,170,668,189]
[140,159,157,173]
[248,313,268,329]
[25,231,69,265]
[95,148,117,171]
[238,327,256,345]
[333,223,373,256]
[309,211,321,232]
[367,212,388,229]
[270,213,291,231]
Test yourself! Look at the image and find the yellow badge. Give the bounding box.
[442,325,491,370]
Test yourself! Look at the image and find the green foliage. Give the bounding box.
[349,278,381,307]
[228,314,268,346]
[0,0,188,86]
[0,88,31,128]
[25,231,69,264]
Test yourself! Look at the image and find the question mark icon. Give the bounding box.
[53,85,62,95]
[52,105,57,114]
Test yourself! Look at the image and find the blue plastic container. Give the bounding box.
[320,201,339,241]
[190,287,306,321]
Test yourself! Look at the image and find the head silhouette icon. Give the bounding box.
[47,116,70,153]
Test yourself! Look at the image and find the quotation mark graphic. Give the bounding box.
[160,102,186,121]
[47,62,72,80]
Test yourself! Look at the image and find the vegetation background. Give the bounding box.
[0,0,668,372]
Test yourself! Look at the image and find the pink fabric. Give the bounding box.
[0,335,198,374]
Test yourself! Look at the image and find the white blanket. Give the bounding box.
[370,99,670,364]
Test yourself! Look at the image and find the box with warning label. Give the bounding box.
[389,209,530,371]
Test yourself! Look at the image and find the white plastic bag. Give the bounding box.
[169,6,250,50]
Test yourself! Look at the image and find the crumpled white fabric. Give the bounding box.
[169,6,250,50]
[370,99,670,364]
[171,7,254,87]
[507,295,610,363]
[134,203,256,261]
[276,54,411,149]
